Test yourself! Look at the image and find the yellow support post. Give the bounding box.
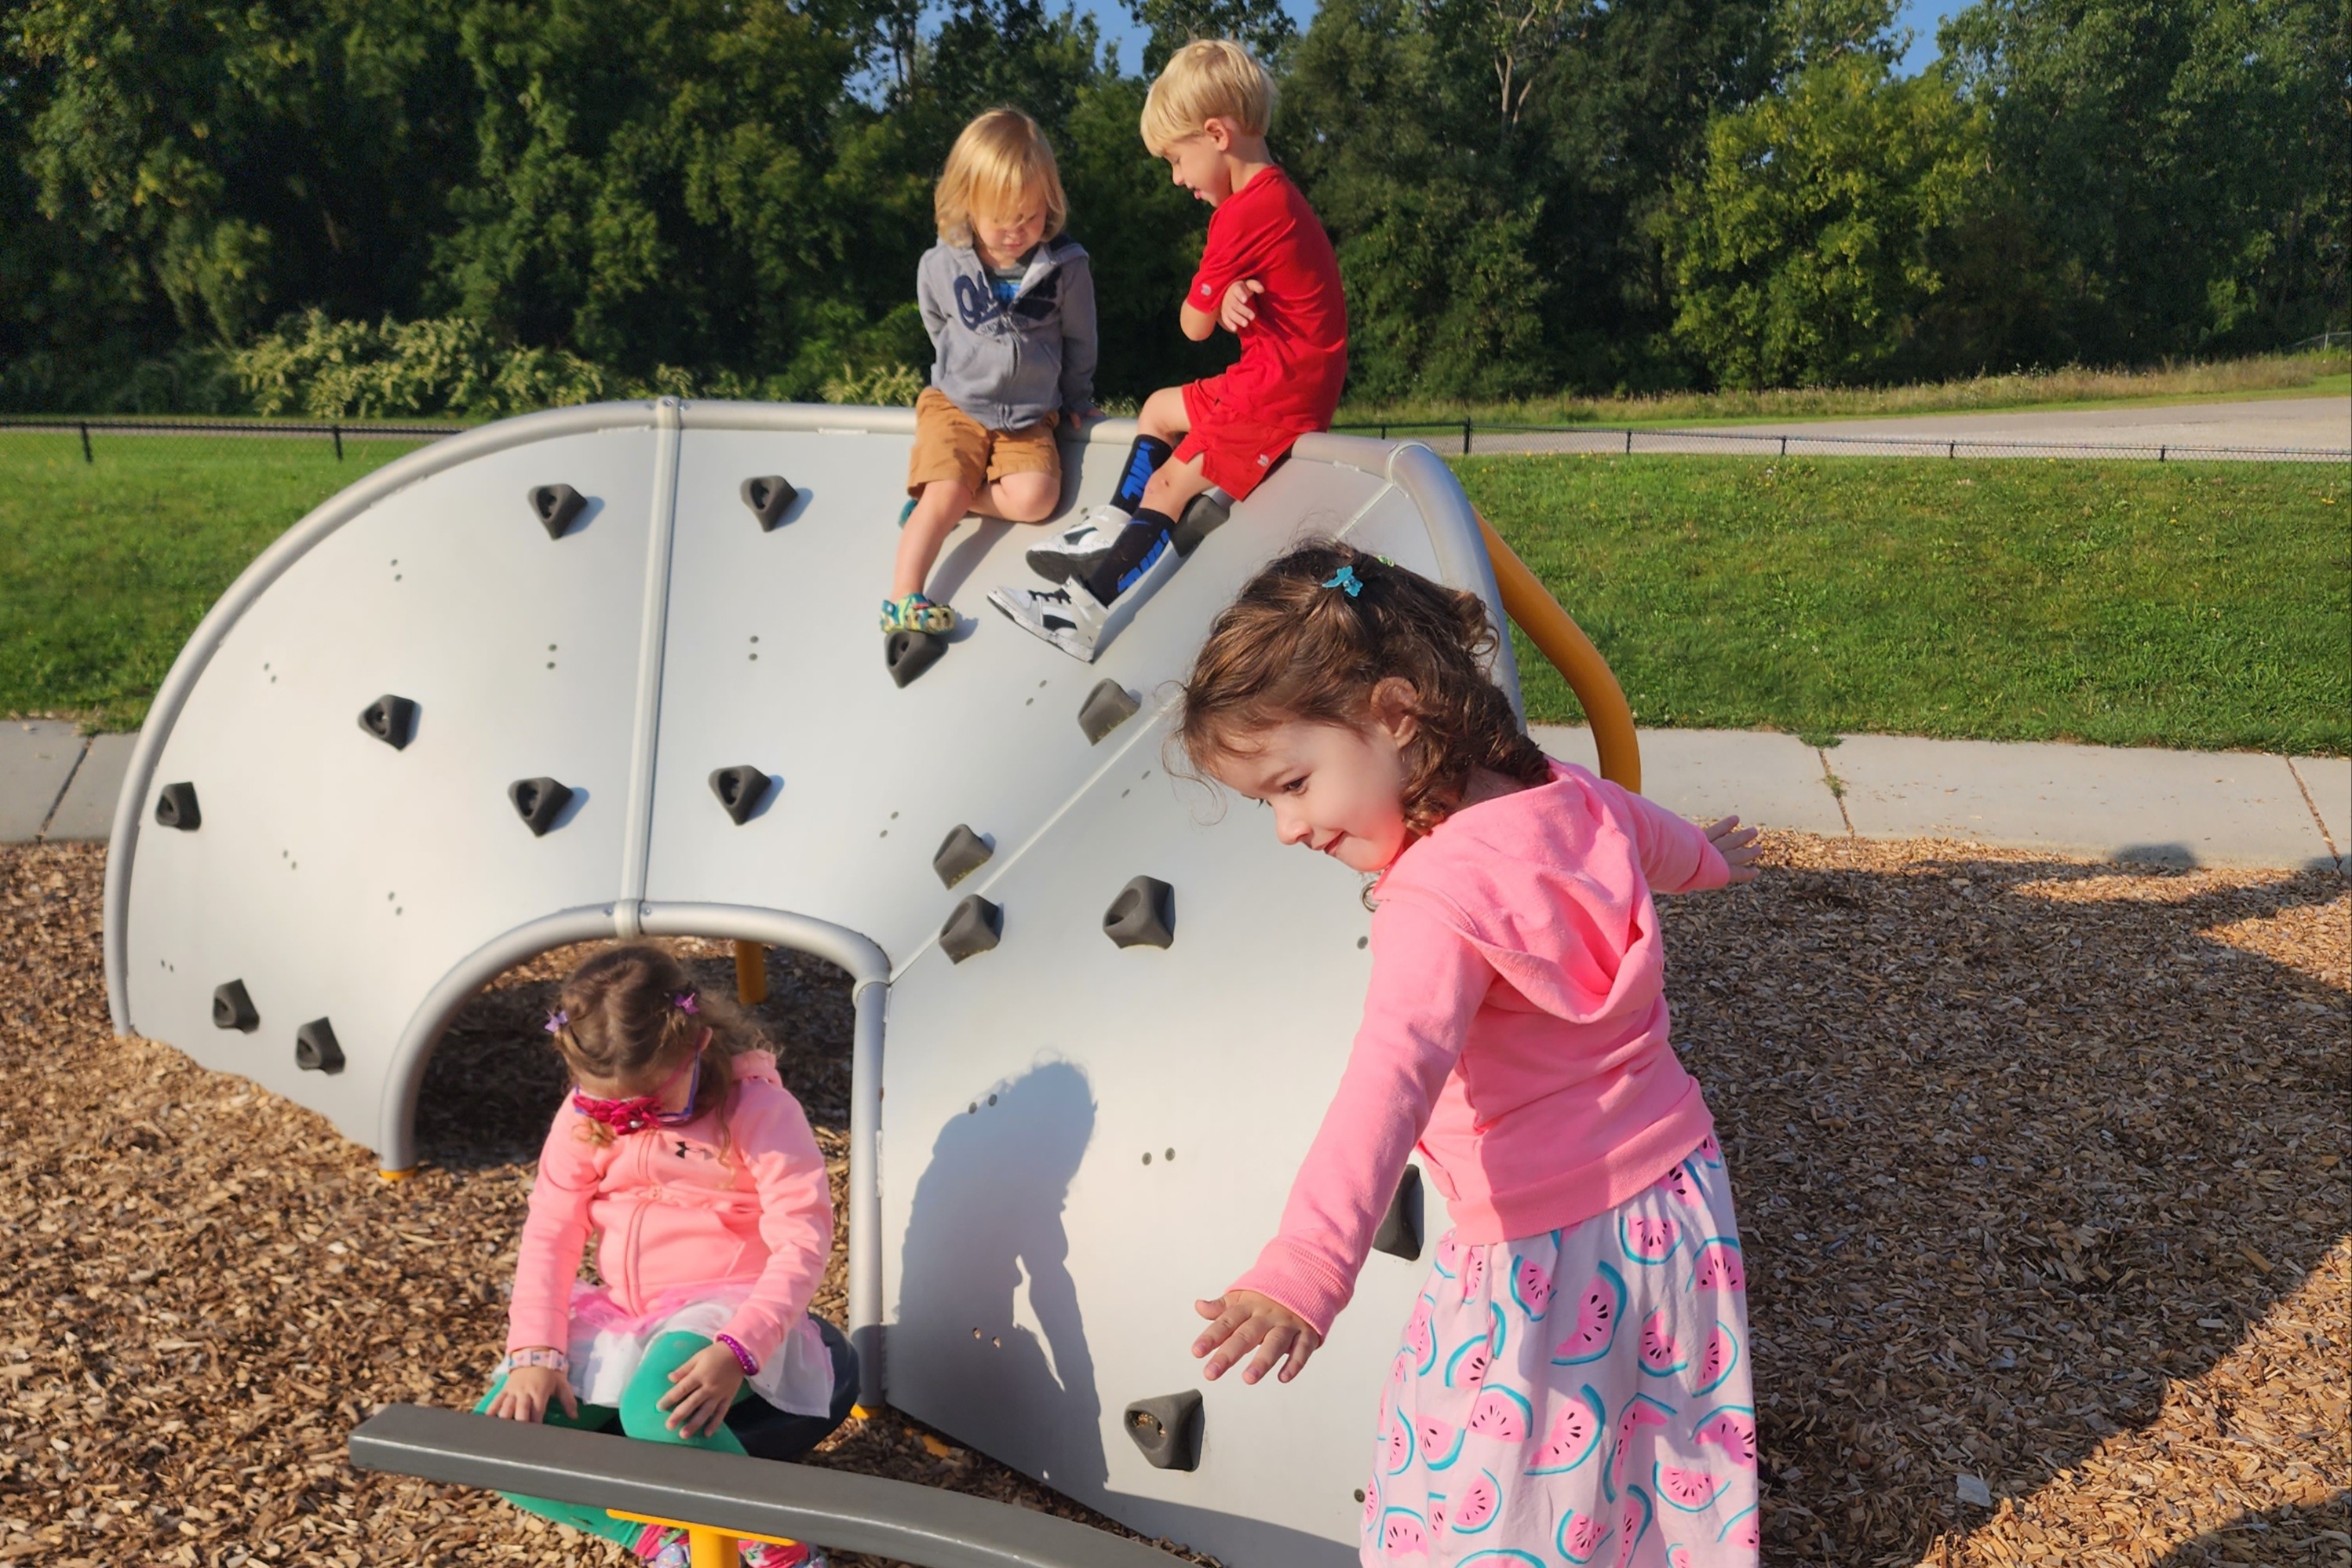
[608,1509,810,1566]
[1475,511,1642,795]
[733,941,768,1006]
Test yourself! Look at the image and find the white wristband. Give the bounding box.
[496,1347,571,1378]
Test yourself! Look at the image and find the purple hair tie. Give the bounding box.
[543,1010,569,1034]
[673,991,698,1015]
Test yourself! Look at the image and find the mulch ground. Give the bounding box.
[0,836,2343,1567]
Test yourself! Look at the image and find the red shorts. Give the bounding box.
[1174,374,1326,501]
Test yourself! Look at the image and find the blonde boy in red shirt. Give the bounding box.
[991,39,1349,661]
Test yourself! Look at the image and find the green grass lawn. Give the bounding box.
[3,432,2345,754]
[0,431,429,730]
[1464,455,2349,756]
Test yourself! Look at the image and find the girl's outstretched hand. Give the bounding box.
[658,1343,746,1438]
[1705,814,1763,884]
[487,1361,577,1424]
[1192,1289,1322,1384]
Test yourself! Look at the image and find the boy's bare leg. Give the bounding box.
[895,472,1059,603]
[1136,386,1190,444]
[1137,449,1214,521]
[892,479,976,600]
[973,470,1059,525]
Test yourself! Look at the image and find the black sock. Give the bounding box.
[1109,435,1173,515]
[1083,509,1174,603]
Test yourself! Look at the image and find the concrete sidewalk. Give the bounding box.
[2,721,137,844]
[5,719,2343,871]
[1531,724,2343,872]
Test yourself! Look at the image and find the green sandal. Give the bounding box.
[880,592,957,636]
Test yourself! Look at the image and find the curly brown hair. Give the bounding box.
[544,943,765,1147]
[1176,541,1552,837]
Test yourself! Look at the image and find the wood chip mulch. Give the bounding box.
[0,836,2343,1567]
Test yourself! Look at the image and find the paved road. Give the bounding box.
[1468,396,2351,461]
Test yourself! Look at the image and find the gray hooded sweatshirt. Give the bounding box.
[917,235,1097,431]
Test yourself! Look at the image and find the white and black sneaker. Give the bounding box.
[988,581,1112,661]
[1024,504,1126,583]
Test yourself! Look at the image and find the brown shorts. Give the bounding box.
[907,388,1061,497]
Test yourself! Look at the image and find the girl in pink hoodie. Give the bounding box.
[480,943,846,1568]
[1180,543,1763,1568]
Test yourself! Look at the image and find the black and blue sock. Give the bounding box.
[1108,434,1173,516]
[1083,509,1175,604]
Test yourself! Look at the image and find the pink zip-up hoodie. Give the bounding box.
[506,1049,832,1369]
[1231,760,1730,1336]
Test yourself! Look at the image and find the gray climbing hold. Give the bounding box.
[155,782,201,831]
[1169,489,1233,558]
[886,629,946,688]
[1078,680,1140,744]
[294,1017,345,1074]
[740,475,799,531]
[933,825,993,888]
[939,895,1002,963]
[529,483,586,539]
[709,765,771,825]
[1124,1391,1203,1471]
[359,694,418,750]
[212,979,258,1033]
[1103,876,1175,950]
[509,777,574,837]
[1372,1165,1423,1260]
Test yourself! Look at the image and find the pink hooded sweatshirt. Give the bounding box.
[1231,760,1730,1336]
[507,1049,833,1369]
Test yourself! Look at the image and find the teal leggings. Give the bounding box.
[476,1332,750,1546]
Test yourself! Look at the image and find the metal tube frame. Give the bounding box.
[374,901,891,1409]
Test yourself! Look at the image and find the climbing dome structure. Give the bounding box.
[105,400,1638,1566]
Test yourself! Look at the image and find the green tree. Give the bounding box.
[1278,0,1555,401]
[1124,0,1298,73]
[1657,51,1981,386]
[16,0,475,347]
[428,0,903,392]
[1942,0,2347,359]
[1281,0,1784,397]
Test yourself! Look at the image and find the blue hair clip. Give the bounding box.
[1321,565,1364,598]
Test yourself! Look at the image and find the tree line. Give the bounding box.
[0,0,2341,417]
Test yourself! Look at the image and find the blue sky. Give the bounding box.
[1076,1,1961,78]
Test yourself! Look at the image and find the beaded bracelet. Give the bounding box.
[713,1333,760,1378]
[496,1347,571,1377]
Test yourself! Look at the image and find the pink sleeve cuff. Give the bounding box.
[1230,1241,1356,1341]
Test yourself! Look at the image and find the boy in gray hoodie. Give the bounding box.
[886,108,1099,638]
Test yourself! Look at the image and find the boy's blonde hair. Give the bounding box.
[934,108,1068,246]
[1140,39,1276,155]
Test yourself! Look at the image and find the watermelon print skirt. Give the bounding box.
[1362,1136,1758,1568]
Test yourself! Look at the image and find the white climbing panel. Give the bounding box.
[105,400,1524,1566]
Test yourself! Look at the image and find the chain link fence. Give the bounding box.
[5,408,2341,474]
[0,414,469,464]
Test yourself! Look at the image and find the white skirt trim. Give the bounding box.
[561,1281,837,1417]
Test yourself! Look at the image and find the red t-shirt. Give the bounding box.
[1187,166,1348,427]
